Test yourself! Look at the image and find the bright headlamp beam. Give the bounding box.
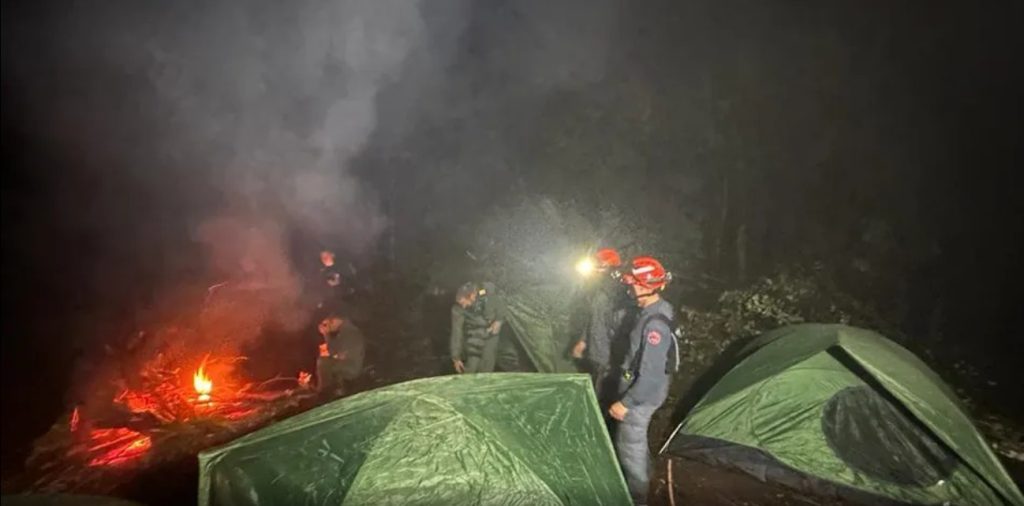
[575,257,596,277]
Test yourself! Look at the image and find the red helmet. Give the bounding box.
[594,248,623,269]
[624,256,670,290]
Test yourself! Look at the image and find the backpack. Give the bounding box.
[629,313,681,375]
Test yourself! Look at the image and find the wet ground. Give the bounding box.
[653,459,851,506]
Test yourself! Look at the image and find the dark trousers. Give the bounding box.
[614,405,657,505]
[464,335,500,373]
[590,364,617,406]
[591,365,617,435]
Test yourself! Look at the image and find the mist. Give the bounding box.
[3,0,1022,501]
[1,0,625,471]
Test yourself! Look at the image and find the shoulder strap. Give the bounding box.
[630,313,680,375]
[647,314,680,374]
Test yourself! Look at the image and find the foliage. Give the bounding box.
[672,268,902,371]
[718,272,853,339]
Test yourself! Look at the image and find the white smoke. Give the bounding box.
[3,0,620,291]
[139,1,436,255]
[0,0,464,356]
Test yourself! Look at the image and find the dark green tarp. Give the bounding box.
[465,198,598,374]
[663,324,1024,506]
[199,373,630,506]
[502,288,580,373]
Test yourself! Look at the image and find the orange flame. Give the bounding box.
[193,360,213,402]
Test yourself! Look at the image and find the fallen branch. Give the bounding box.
[252,376,299,391]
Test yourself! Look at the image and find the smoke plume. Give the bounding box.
[1,0,621,360]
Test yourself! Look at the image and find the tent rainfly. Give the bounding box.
[199,373,630,506]
[663,324,1024,506]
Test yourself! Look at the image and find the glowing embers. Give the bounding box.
[115,389,161,414]
[297,370,312,389]
[86,428,152,467]
[193,359,213,403]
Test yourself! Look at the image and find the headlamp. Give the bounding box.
[575,257,596,277]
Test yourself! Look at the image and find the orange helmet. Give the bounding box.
[624,256,670,290]
[594,248,623,269]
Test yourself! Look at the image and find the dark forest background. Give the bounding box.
[3,0,1022,475]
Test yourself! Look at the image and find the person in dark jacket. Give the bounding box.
[315,314,365,398]
[609,256,677,506]
[572,248,634,407]
[450,282,507,373]
[315,250,345,314]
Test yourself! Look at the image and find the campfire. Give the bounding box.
[64,356,271,468]
[25,351,317,495]
[19,282,322,496]
[23,350,317,494]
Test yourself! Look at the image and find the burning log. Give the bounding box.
[85,429,152,468]
[17,353,319,497]
[12,281,325,496]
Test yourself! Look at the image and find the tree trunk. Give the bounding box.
[714,175,729,274]
[736,223,747,283]
[388,163,397,274]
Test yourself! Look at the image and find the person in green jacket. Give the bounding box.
[450,282,507,373]
[316,314,366,398]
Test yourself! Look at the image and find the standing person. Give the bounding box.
[315,314,366,398]
[315,248,366,323]
[571,248,633,407]
[609,256,677,506]
[316,250,344,314]
[450,282,507,374]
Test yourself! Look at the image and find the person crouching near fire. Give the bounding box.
[315,314,365,398]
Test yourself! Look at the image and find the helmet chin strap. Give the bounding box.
[631,288,660,303]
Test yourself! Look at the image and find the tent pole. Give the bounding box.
[667,458,676,506]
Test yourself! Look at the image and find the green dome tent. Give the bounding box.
[198,373,630,506]
[662,324,1024,505]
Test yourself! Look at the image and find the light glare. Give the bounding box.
[575,257,596,276]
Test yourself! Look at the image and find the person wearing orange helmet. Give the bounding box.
[609,255,677,506]
[572,248,633,408]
